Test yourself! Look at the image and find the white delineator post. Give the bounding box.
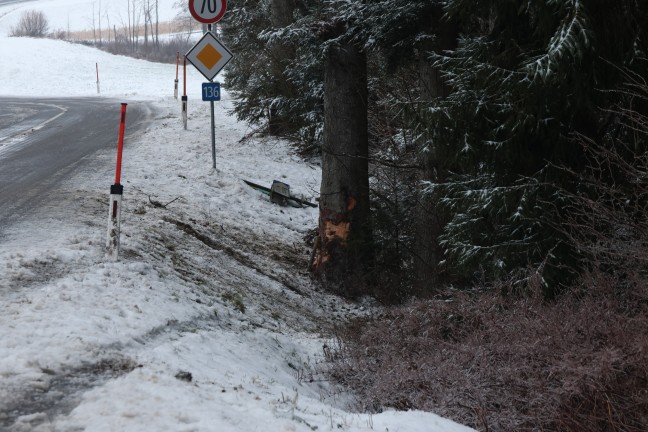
[182,56,188,129]
[96,63,100,94]
[106,103,128,260]
[107,184,123,259]
[174,51,179,99]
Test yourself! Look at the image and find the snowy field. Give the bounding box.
[0,5,475,431]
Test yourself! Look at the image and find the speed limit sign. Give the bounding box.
[189,0,227,24]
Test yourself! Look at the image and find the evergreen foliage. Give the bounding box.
[428,0,648,290]
[223,0,648,295]
[221,0,275,127]
[222,0,325,147]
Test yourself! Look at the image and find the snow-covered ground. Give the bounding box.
[0,6,475,431]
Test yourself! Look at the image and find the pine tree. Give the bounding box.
[222,0,648,297]
[224,0,375,295]
[300,2,373,297]
[221,0,275,127]
[222,0,324,147]
[430,0,648,291]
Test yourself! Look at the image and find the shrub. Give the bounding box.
[555,74,648,284]
[10,10,49,38]
[325,281,648,431]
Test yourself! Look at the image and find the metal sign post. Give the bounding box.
[186,31,233,170]
[209,25,217,169]
[210,95,216,169]
[186,0,232,169]
[203,77,220,169]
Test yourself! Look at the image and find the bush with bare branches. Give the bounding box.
[10,10,49,38]
[554,72,648,284]
[325,282,648,431]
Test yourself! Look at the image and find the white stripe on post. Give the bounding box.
[106,185,123,260]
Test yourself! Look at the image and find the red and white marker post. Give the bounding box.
[174,52,179,99]
[106,103,128,260]
[182,56,188,129]
[96,63,100,94]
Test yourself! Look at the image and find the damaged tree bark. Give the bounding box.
[311,42,373,297]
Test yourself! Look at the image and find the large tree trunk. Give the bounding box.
[412,13,459,296]
[312,42,373,297]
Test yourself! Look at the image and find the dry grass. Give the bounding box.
[45,19,200,64]
[63,21,178,42]
[324,69,648,432]
[325,277,648,431]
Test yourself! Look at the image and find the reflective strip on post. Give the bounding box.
[174,52,179,99]
[182,96,188,130]
[106,185,123,260]
[183,56,187,97]
[182,56,188,129]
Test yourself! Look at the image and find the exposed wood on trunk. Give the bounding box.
[312,42,373,297]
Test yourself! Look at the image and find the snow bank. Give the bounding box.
[0,25,475,432]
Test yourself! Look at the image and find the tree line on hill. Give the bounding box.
[222,0,648,301]
[9,3,198,65]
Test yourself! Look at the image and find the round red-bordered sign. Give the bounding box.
[189,0,227,24]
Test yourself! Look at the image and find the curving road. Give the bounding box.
[0,98,153,237]
[0,0,33,5]
[0,0,32,8]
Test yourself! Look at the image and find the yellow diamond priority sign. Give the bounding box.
[186,32,233,81]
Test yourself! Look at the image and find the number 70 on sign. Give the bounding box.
[189,0,227,24]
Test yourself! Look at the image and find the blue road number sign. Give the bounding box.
[202,82,221,101]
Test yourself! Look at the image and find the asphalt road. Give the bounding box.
[0,0,32,6]
[0,98,153,236]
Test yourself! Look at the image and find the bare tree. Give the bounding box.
[98,0,102,46]
[105,11,111,43]
[155,0,159,46]
[131,0,141,49]
[90,2,97,44]
[10,10,49,37]
[143,0,151,46]
[173,0,198,43]
[127,0,131,46]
